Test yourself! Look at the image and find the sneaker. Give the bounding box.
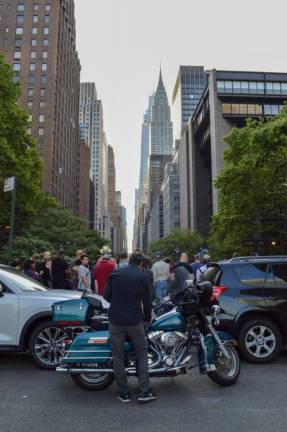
[116,392,131,403]
[137,390,158,403]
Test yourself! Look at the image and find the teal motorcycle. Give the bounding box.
[53,281,240,390]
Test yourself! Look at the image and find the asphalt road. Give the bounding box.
[0,353,286,432]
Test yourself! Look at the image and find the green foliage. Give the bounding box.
[149,228,206,260]
[0,201,106,262]
[0,54,43,235]
[211,108,287,254]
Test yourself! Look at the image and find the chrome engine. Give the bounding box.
[148,331,188,368]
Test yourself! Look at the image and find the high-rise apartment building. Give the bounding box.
[161,160,180,237]
[172,66,207,139]
[0,0,81,214]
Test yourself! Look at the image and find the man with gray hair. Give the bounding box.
[196,254,211,282]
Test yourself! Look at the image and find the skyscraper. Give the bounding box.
[150,69,173,156]
[148,69,173,209]
[0,0,81,214]
[172,66,207,139]
[79,83,106,233]
[138,94,154,203]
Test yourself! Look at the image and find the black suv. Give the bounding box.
[203,256,287,363]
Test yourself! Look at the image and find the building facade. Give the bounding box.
[179,69,287,235]
[172,66,207,139]
[0,0,81,214]
[161,160,180,238]
[77,138,91,227]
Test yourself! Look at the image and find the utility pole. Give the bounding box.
[4,177,16,262]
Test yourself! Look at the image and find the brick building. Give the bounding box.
[0,0,81,214]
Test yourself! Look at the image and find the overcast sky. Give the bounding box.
[75,0,287,251]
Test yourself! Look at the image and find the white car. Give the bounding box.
[0,265,83,369]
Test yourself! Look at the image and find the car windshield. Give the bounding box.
[0,267,47,292]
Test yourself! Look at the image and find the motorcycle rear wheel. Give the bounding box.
[207,344,240,386]
[71,372,114,391]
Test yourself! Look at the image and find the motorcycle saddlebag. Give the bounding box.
[52,298,89,325]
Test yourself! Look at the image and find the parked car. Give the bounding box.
[0,265,84,369]
[203,256,287,363]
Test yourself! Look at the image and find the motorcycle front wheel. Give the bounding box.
[207,344,240,386]
[71,372,114,391]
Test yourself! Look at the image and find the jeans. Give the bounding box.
[109,322,150,394]
[155,279,169,301]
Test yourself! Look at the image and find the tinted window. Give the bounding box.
[233,264,267,288]
[271,264,287,288]
[203,266,221,284]
[0,268,47,292]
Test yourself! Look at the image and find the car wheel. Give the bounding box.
[28,321,68,370]
[237,317,282,364]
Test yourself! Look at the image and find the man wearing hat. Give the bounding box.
[93,246,116,296]
[151,252,170,301]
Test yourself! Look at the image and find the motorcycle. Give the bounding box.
[52,281,240,390]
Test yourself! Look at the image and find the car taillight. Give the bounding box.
[212,285,227,299]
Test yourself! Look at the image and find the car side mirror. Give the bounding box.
[0,283,4,297]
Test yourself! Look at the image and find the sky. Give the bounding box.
[74,0,287,251]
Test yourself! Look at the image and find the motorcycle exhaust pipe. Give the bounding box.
[56,365,184,375]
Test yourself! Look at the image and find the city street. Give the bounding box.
[0,353,286,432]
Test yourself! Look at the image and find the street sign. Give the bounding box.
[4,177,15,193]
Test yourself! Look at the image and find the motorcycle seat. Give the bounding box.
[87,296,103,310]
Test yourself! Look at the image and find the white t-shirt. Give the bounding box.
[78,264,91,291]
[196,264,207,282]
[151,260,170,283]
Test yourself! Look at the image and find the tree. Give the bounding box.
[211,108,287,255]
[0,54,43,236]
[149,228,206,260]
[0,201,106,262]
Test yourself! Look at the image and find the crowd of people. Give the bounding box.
[10,247,211,301]
[9,247,211,404]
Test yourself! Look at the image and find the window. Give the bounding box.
[17,3,25,11]
[16,15,24,23]
[28,74,34,84]
[39,114,45,123]
[264,105,272,115]
[40,88,46,96]
[30,51,36,59]
[249,82,257,94]
[44,15,49,23]
[16,27,23,34]
[270,264,287,289]
[13,63,21,72]
[29,63,35,72]
[14,51,21,59]
[40,75,47,84]
[27,128,31,135]
[234,264,267,288]
[32,27,38,34]
[45,4,50,11]
[232,81,241,93]
[15,39,22,47]
[13,75,20,83]
[43,27,49,35]
[42,51,48,59]
[33,3,39,11]
[41,63,47,72]
[28,88,34,96]
[266,82,273,95]
[273,82,281,95]
[40,101,46,109]
[27,101,33,109]
[31,39,37,46]
[5,27,9,33]
[281,83,287,95]
[38,127,44,136]
[257,82,265,94]
[43,39,48,46]
[28,114,32,122]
